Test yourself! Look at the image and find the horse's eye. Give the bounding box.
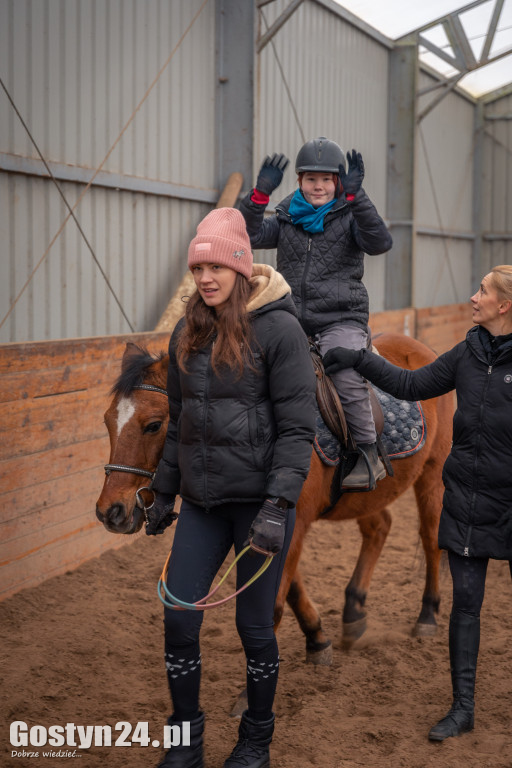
[143,421,163,434]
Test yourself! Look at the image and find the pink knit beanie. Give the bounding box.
[188,207,253,280]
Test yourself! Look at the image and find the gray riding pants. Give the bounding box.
[314,323,376,444]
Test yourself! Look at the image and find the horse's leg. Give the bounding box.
[342,508,392,648]
[273,518,333,666]
[411,456,443,637]
[285,569,333,665]
[230,554,333,716]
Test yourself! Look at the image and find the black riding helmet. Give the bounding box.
[295,137,346,174]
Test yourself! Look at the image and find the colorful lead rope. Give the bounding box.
[157,545,273,611]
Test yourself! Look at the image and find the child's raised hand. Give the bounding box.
[339,149,365,196]
[255,153,289,196]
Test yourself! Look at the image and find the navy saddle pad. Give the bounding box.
[314,386,427,467]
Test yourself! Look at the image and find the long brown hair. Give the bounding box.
[176,272,256,377]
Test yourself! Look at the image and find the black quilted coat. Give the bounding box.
[353,325,512,560]
[152,288,316,510]
[239,189,392,335]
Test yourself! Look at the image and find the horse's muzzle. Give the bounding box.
[95,503,144,535]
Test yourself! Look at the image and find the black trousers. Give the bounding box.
[162,499,295,721]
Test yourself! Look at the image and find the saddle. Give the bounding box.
[309,340,385,447]
[309,339,393,488]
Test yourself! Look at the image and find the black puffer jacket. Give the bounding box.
[353,325,512,559]
[153,265,317,510]
[239,188,392,335]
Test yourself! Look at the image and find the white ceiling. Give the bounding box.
[333,0,512,97]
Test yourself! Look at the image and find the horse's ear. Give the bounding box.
[121,342,143,372]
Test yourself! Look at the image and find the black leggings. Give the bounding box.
[163,499,295,721]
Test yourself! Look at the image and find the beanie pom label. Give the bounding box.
[195,243,211,253]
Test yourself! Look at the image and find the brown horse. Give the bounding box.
[96,333,453,661]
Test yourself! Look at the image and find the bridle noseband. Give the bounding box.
[104,383,168,512]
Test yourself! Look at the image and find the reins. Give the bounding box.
[105,381,273,609]
[157,546,273,611]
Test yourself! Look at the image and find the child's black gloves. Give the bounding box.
[339,149,365,196]
[255,153,289,196]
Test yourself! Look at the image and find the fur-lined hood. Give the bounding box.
[247,263,295,316]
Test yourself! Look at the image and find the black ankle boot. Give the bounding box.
[428,612,479,742]
[428,696,474,741]
[157,712,204,768]
[223,711,275,768]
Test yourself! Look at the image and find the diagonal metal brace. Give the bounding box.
[257,0,305,53]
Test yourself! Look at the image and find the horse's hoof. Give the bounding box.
[306,641,333,666]
[412,621,437,638]
[342,617,367,649]
[230,690,248,718]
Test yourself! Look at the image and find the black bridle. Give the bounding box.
[104,383,168,509]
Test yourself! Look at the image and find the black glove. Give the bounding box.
[339,149,364,196]
[145,491,177,536]
[323,347,364,376]
[247,499,288,556]
[255,153,289,196]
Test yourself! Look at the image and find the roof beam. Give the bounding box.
[481,0,505,63]
[444,13,477,71]
[410,0,511,116]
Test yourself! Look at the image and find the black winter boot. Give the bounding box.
[223,711,275,768]
[157,712,204,768]
[428,612,479,742]
[342,442,386,490]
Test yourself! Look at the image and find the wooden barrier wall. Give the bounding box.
[369,302,473,352]
[0,302,472,600]
[0,331,170,600]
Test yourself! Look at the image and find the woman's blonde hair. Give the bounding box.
[490,265,512,302]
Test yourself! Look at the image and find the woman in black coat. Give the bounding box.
[147,207,316,768]
[322,264,512,743]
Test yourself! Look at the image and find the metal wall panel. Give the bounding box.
[0,0,215,184]
[0,0,216,343]
[2,0,510,343]
[417,72,475,233]
[414,235,473,309]
[482,91,512,272]
[0,171,211,341]
[253,0,391,313]
[414,71,476,307]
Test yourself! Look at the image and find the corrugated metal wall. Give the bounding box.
[414,70,476,308]
[482,90,512,271]
[254,0,392,312]
[1,0,511,343]
[0,0,215,342]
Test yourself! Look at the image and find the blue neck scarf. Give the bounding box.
[288,189,336,233]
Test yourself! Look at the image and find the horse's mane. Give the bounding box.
[111,345,167,397]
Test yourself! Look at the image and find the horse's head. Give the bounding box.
[96,342,170,534]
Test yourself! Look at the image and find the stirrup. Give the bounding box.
[341,446,386,492]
